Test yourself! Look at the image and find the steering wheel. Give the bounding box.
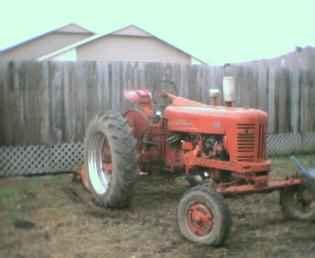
[152,80,177,116]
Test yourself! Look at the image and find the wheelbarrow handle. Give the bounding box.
[291,156,315,191]
[290,156,307,176]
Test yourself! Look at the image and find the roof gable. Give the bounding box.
[55,23,94,34]
[38,24,206,64]
[111,25,152,37]
[0,23,94,53]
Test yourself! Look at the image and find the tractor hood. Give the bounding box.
[164,105,267,134]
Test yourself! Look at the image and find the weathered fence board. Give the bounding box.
[1,48,315,145]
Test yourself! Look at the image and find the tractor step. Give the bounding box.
[216,178,303,195]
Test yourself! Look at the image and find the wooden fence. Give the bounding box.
[0,47,315,145]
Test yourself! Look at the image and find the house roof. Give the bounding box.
[38,25,206,63]
[0,23,94,54]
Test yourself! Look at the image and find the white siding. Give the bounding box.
[77,35,191,64]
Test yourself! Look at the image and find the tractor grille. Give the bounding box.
[257,124,266,160]
[236,124,256,162]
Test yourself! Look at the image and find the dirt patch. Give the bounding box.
[0,154,315,258]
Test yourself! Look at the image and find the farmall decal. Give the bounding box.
[212,121,221,128]
[175,120,193,127]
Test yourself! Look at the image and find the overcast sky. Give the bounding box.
[0,0,313,64]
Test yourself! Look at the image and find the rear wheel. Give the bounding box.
[280,186,315,221]
[177,188,231,246]
[84,112,137,208]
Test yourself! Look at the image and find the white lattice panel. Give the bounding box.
[267,134,302,155]
[0,144,84,177]
[0,134,314,177]
[302,133,315,151]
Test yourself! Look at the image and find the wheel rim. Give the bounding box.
[187,202,214,237]
[292,188,315,215]
[87,132,112,195]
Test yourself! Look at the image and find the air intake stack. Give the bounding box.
[223,76,235,107]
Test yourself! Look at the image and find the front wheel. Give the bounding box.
[177,188,231,246]
[280,186,315,221]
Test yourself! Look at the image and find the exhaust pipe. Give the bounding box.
[290,156,315,191]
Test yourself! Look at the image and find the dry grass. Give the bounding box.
[0,154,315,258]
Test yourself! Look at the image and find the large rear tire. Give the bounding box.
[177,188,231,246]
[84,112,137,208]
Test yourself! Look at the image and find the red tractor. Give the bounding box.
[81,87,315,246]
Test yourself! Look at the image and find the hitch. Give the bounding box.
[290,156,315,191]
